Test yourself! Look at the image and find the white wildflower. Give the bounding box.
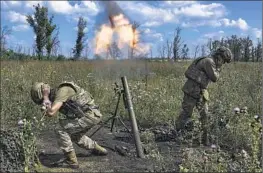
[233,107,240,114]
[241,149,248,159]
[211,144,217,149]
[18,120,24,126]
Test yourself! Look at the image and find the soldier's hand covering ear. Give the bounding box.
[43,100,52,109]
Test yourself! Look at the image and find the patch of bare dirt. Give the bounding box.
[36,124,184,172]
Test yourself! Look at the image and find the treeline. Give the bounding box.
[157,27,262,62]
[206,36,262,62]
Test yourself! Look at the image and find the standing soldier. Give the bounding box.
[30,81,108,169]
[176,47,233,146]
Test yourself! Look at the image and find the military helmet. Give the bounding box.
[30,82,45,104]
[214,46,233,63]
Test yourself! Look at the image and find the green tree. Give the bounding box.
[173,27,182,61]
[26,3,58,60]
[242,36,253,62]
[45,16,58,59]
[73,17,87,59]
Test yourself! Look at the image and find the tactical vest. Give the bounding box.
[57,81,95,119]
[184,57,210,89]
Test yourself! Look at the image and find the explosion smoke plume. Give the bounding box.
[94,1,140,58]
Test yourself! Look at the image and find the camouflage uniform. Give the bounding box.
[31,81,107,169]
[53,82,103,154]
[176,47,232,145]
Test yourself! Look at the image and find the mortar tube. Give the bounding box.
[121,76,144,158]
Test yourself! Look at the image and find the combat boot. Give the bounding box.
[51,150,79,169]
[92,142,108,156]
[65,150,79,169]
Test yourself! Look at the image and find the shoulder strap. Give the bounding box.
[58,81,78,93]
[194,57,207,65]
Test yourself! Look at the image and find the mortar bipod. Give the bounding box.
[110,82,130,133]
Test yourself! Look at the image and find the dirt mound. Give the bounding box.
[0,130,25,173]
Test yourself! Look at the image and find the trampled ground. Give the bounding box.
[36,124,185,172]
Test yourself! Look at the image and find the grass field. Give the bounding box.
[0,59,262,172]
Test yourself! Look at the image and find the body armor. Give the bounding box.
[184,57,210,89]
[57,82,99,119]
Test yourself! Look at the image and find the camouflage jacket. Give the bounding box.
[183,57,221,99]
[56,81,97,119]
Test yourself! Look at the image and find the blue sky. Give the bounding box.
[1,1,262,58]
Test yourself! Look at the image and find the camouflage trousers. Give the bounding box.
[55,110,102,153]
[176,93,209,135]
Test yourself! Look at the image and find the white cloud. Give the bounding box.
[203,30,225,39]
[143,28,163,41]
[182,17,250,31]
[117,1,228,30]
[143,21,162,27]
[252,28,262,39]
[47,1,100,16]
[144,28,151,34]
[162,1,197,7]
[12,24,29,32]
[173,3,226,18]
[48,1,74,14]
[7,11,27,24]
[117,1,179,26]
[82,1,100,15]
[219,18,249,30]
